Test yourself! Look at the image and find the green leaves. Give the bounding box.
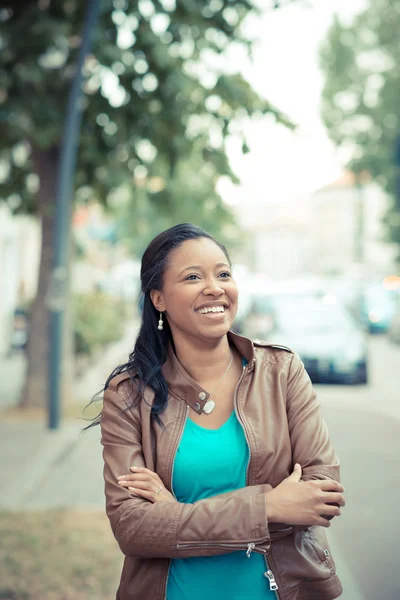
[320,2,400,255]
[0,0,290,245]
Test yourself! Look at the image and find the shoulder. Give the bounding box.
[106,370,140,403]
[252,339,295,370]
[107,370,135,392]
[103,370,149,426]
[253,339,293,353]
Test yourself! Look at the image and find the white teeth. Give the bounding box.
[197,305,225,314]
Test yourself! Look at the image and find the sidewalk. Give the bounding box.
[0,319,139,510]
[0,419,104,510]
[0,352,26,409]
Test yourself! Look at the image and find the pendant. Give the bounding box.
[203,400,216,415]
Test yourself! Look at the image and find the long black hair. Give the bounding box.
[85,223,231,428]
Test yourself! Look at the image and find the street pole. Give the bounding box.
[47,0,100,429]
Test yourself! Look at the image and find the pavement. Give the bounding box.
[0,419,104,510]
[0,319,139,509]
[0,352,26,410]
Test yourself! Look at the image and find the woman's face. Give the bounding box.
[151,238,238,342]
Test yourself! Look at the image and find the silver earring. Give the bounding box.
[158,312,164,331]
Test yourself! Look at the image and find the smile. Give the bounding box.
[196,306,226,314]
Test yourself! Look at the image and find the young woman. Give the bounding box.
[100,223,345,600]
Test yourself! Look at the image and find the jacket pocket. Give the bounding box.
[305,528,335,574]
[269,528,335,595]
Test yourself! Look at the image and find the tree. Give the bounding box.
[319,1,400,260]
[0,0,290,408]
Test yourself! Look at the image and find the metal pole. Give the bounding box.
[47,0,100,429]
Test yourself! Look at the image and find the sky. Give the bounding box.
[217,0,367,211]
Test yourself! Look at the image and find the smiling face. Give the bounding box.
[150,237,238,343]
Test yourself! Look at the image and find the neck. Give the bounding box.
[172,331,233,383]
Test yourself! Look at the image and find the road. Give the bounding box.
[316,334,400,600]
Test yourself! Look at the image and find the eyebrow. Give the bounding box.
[178,263,230,277]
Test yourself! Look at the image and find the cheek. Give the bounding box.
[228,283,239,305]
[226,285,239,316]
[166,288,196,313]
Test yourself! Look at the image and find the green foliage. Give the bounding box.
[114,140,241,256]
[0,0,290,223]
[320,2,400,257]
[73,291,124,356]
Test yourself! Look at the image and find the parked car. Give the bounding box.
[262,298,369,385]
[360,283,396,333]
[388,309,400,345]
[242,285,323,341]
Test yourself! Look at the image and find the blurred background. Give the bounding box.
[0,0,399,598]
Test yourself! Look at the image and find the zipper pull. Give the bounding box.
[264,569,279,591]
[246,542,256,557]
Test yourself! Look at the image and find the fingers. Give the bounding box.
[118,473,159,485]
[319,503,342,517]
[117,466,165,502]
[125,479,161,493]
[118,476,162,497]
[326,492,345,507]
[118,467,162,488]
[314,516,332,528]
[318,490,345,509]
[129,466,161,484]
[318,480,345,493]
[128,487,158,503]
[288,463,302,482]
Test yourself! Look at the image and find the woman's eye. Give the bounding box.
[219,272,231,278]
[185,274,200,281]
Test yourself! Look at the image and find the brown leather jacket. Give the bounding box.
[101,332,343,600]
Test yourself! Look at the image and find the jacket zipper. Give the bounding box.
[170,404,189,501]
[177,541,267,553]
[264,555,280,597]
[234,362,281,600]
[233,365,250,478]
[163,404,189,600]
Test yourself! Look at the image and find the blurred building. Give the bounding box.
[0,204,40,356]
[250,215,312,279]
[310,172,397,279]
[233,197,313,279]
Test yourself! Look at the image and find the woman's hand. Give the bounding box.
[266,464,345,528]
[117,466,177,503]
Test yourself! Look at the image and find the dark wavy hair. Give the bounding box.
[84,223,231,428]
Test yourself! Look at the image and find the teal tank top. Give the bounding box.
[167,387,275,599]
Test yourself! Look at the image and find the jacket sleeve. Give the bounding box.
[286,352,340,483]
[101,387,271,559]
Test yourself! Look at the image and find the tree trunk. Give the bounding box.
[20,147,57,408]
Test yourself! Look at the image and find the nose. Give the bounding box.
[203,278,224,297]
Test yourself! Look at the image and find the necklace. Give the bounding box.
[203,350,233,415]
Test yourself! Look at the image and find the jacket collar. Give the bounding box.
[161,331,256,415]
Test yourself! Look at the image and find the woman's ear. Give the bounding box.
[150,290,165,312]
